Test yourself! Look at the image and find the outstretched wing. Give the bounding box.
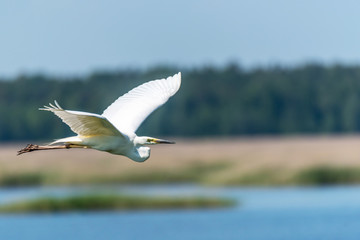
[102,72,181,135]
[40,101,124,137]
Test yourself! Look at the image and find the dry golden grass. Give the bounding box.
[2,135,360,185]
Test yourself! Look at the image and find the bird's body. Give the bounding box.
[18,73,181,162]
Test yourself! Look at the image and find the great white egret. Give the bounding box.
[18,72,181,162]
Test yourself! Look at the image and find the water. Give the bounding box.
[0,185,360,240]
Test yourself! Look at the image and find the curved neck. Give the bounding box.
[128,145,150,162]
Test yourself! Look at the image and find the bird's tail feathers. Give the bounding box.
[49,136,82,145]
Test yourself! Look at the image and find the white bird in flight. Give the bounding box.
[18,72,181,162]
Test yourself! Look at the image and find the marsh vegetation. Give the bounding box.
[0,194,235,213]
[2,136,360,186]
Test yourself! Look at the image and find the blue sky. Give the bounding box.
[1,0,360,76]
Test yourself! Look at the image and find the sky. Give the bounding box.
[1,0,360,77]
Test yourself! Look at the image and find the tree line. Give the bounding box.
[1,63,360,141]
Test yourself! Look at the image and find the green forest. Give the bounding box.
[2,63,360,141]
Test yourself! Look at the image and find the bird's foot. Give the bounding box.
[17,144,40,155]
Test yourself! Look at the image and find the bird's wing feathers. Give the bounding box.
[102,72,181,134]
[40,101,124,137]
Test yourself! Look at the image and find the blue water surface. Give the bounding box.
[0,185,359,240]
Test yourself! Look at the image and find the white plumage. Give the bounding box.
[29,72,181,162]
[102,72,181,135]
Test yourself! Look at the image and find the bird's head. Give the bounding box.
[134,136,176,145]
[129,136,175,162]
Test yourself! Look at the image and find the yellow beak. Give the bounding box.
[153,138,176,144]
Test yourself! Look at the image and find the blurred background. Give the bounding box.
[2,0,360,239]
